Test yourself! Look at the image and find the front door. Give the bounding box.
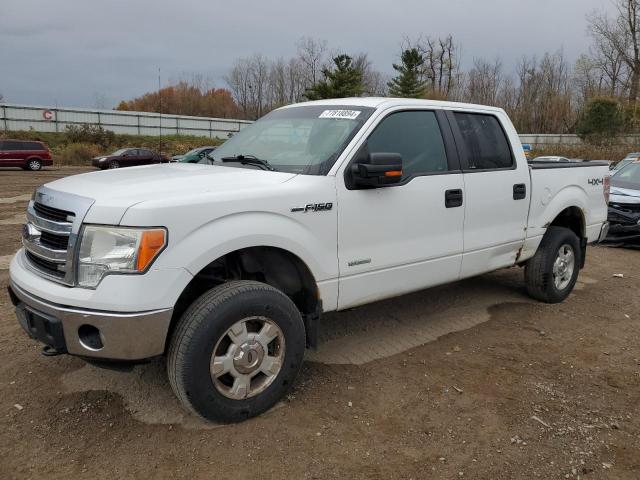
[336,109,465,309]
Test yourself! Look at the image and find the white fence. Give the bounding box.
[519,133,640,146]
[0,103,252,139]
[3,103,640,148]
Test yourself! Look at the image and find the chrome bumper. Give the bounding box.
[597,222,610,243]
[9,280,173,360]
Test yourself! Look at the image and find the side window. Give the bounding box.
[0,141,5,151]
[3,141,22,150]
[22,141,42,150]
[454,113,513,170]
[364,110,448,179]
[127,149,139,156]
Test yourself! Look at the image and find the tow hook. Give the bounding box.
[41,345,63,357]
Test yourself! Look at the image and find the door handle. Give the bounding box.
[513,183,526,200]
[445,189,463,208]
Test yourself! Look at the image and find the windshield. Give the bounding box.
[111,148,128,156]
[184,148,203,157]
[203,105,375,175]
[612,162,640,189]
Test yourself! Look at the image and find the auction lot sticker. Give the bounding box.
[319,110,361,120]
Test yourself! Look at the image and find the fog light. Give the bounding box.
[78,324,103,351]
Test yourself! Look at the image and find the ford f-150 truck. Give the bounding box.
[9,98,610,423]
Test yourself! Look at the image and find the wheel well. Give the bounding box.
[166,246,319,351]
[548,206,587,268]
[549,206,585,239]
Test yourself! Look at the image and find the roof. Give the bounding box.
[279,96,504,112]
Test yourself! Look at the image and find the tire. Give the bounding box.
[108,160,120,169]
[167,280,305,423]
[27,158,42,171]
[525,226,581,303]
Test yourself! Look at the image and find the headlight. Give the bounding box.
[77,225,167,288]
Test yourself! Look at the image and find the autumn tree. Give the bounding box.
[305,54,364,100]
[387,48,428,98]
[116,81,241,119]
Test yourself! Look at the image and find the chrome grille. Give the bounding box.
[22,186,94,285]
[33,202,75,223]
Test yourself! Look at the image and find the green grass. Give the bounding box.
[0,130,224,166]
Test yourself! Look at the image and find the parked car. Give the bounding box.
[605,161,640,244]
[530,156,574,163]
[0,139,53,171]
[611,152,640,172]
[92,148,168,169]
[10,98,610,423]
[171,146,217,163]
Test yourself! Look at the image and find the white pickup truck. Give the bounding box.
[9,98,610,422]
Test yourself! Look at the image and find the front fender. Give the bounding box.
[157,211,338,283]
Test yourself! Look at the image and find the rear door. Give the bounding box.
[336,108,465,309]
[138,149,155,165]
[447,110,530,277]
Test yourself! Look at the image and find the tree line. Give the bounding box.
[114,0,640,140]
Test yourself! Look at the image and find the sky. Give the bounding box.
[0,0,617,109]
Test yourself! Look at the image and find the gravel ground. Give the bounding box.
[0,167,638,479]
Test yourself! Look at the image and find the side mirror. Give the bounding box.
[351,152,403,188]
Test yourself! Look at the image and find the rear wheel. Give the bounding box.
[167,280,305,423]
[27,159,42,171]
[525,226,581,303]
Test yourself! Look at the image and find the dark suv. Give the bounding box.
[0,139,53,171]
[92,148,169,169]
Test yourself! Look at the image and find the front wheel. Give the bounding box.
[525,226,581,303]
[167,280,306,423]
[108,160,120,169]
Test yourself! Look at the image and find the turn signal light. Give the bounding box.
[384,170,402,177]
[136,229,167,271]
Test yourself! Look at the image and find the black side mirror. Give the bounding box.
[351,152,403,188]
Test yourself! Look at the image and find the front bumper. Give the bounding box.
[9,280,173,360]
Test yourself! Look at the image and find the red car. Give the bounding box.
[0,139,53,171]
[92,148,169,169]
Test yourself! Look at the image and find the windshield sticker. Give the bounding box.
[319,110,361,120]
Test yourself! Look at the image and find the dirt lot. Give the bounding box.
[0,167,639,479]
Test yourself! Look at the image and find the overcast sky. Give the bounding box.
[0,0,616,109]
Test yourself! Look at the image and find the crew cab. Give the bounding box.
[9,98,610,423]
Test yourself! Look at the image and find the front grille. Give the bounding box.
[26,251,65,278]
[33,202,75,222]
[40,231,69,250]
[23,188,93,285]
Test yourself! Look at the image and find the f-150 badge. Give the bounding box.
[291,203,333,213]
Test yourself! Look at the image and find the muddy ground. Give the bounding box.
[0,167,638,479]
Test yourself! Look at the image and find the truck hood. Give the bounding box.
[610,186,640,204]
[43,163,297,224]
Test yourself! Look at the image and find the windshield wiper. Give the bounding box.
[221,154,275,171]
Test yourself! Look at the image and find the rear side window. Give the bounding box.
[454,113,513,170]
[365,110,449,179]
[21,141,44,150]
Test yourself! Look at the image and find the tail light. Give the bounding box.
[604,175,610,205]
